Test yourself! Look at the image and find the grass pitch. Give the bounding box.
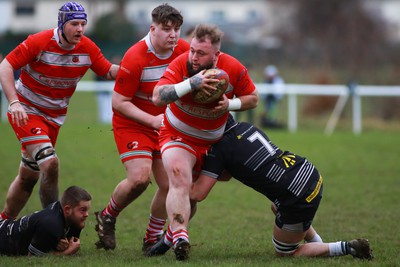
[0,92,399,266]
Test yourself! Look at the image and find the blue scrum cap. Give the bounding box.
[58,2,87,33]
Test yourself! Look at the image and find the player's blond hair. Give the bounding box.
[193,24,224,50]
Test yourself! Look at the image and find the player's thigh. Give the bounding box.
[273,224,306,244]
[113,126,158,163]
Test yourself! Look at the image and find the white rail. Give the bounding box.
[2,81,400,134]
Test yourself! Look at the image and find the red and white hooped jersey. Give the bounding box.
[157,51,256,145]
[112,33,190,130]
[6,28,111,126]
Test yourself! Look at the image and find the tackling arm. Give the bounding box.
[190,174,218,202]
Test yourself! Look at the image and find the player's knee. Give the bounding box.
[272,237,300,256]
[125,179,149,200]
[126,172,150,191]
[32,144,57,166]
[21,151,40,172]
[170,167,191,188]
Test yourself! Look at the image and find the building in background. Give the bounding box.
[1,1,400,48]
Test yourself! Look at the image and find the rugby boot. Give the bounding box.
[174,238,191,261]
[94,210,116,250]
[348,238,373,260]
[142,234,163,255]
[144,234,171,257]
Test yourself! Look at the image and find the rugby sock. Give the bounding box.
[0,211,14,220]
[172,228,189,248]
[144,215,166,243]
[328,241,350,256]
[306,233,323,243]
[102,196,124,218]
[164,225,173,246]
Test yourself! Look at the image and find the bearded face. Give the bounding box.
[186,60,214,77]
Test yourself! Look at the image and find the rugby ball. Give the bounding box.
[191,69,229,104]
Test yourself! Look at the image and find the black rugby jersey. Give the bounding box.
[0,201,81,256]
[201,121,320,206]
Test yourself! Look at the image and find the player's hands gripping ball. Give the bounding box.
[191,69,229,104]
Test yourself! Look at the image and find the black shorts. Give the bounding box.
[275,175,323,232]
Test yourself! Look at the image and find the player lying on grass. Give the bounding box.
[0,186,91,256]
[146,114,373,260]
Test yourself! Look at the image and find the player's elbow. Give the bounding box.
[152,96,163,107]
[190,195,205,202]
[190,191,207,202]
[152,89,164,107]
[248,91,259,109]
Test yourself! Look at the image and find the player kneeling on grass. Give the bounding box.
[0,186,91,256]
[147,114,373,260]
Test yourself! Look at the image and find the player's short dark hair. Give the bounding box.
[193,24,224,49]
[61,186,91,207]
[151,3,183,27]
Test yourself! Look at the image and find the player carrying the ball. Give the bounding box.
[149,23,258,261]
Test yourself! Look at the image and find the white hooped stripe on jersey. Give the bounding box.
[141,64,169,82]
[16,82,71,110]
[165,107,225,142]
[23,64,83,89]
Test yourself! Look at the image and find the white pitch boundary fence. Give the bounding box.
[2,81,400,134]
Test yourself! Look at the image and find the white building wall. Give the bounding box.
[124,0,266,23]
[0,0,399,43]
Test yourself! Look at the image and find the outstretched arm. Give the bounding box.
[190,174,218,202]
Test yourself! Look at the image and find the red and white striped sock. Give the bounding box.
[144,214,166,243]
[102,195,124,218]
[172,228,189,248]
[0,211,14,220]
[163,224,174,246]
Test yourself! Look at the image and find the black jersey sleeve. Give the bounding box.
[66,227,81,238]
[28,218,64,255]
[27,205,65,256]
[201,137,230,179]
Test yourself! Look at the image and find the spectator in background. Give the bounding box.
[184,26,195,43]
[95,54,121,124]
[260,65,285,128]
